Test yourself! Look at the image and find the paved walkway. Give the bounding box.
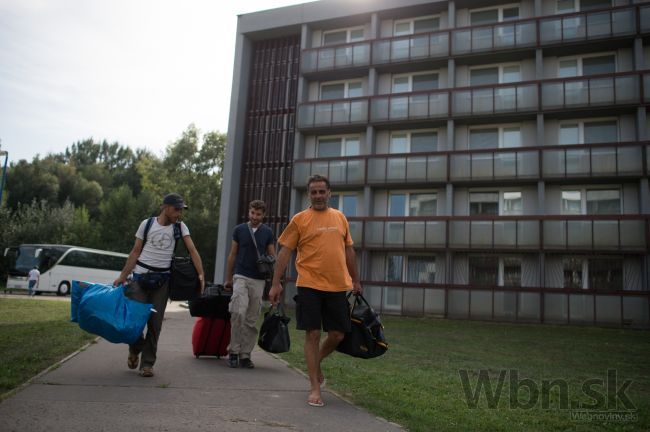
[0,301,403,432]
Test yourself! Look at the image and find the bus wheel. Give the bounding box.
[57,282,71,296]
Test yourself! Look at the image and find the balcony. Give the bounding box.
[452,82,538,117]
[642,4,650,34]
[449,218,540,249]
[367,153,447,184]
[541,72,640,110]
[450,149,539,181]
[542,142,645,178]
[301,41,371,74]
[362,218,447,249]
[372,31,449,65]
[543,217,647,251]
[370,90,449,123]
[293,157,365,187]
[539,6,637,45]
[296,97,368,129]
[451,19,537,55]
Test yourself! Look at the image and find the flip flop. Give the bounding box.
[308,399,325,407]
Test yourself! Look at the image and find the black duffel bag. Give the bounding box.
[336,292,388,359]
[258,303,291,353]
[189,283,231,319]
[169,256,200,301]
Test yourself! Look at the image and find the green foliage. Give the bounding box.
[2,125,226,281]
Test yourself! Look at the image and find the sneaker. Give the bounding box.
[227,354,239,368]
[239,358,254,369]
[139,367,154,377]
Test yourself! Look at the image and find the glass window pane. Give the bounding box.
[502,65,521,83]
[392,77,410,93]
[347,82,363,98]
[321,83,345,99]
[563,257,584,289]
[584,121,617,144]
[560,124,579,144]
[409,193,437,216]
[407,256,436,283]
[503,7,520,20]
[387,255,404,281]
[389,194,407,216]
[471,9,499,25]
[470,128,499,149]
[470,192,499,215]
[559,59,578,78]
[349,28,364,41]
[471,67,499,86]
[588,258,622,290]
[323,30,347,46]
[469,256,498,285]
[395,21,411,36]
[390,133,408,153]
[586,189,620,214]
[581,0,611,12]
[414,17,439,33]
[329,194,340,209]
[317,138,341,157]
[411,132,438,152]
[412,73,438,91]
[502,127,521,148]
[582,55,615,76]
[557,0,576,13]
[502,192,523,215]
[562,190,582,214]
[342,195,357,217]
[503,257,521,287]
[343,137,360,156]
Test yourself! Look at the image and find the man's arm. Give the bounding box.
[266,242,276,258]
[268,245,293,305]
[183,235,205,293]
[114,238,144,286]
[224,240,238,290]
[345,245,363,294]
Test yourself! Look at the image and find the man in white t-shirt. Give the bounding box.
[114,193,205,378]
[28,266,40,296]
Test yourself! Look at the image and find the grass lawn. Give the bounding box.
[277,312,649,432]
[0,298,96,397]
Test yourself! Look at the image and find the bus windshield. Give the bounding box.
[6,245,69,276]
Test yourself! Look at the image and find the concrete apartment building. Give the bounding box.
[215,0,650,328]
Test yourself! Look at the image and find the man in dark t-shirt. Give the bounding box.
[224,200,276,368]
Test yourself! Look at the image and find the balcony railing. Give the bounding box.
[642,4,650,33]
[372,31,450,64]
[543,216,647,251]
[296,97,368,128]
[344,216,648,251]
[450,149,539,181]
[301,41,371,73]
[541,72,640,110]
[370,90,449,122]
[539,6,637,44]
[367,153,447,184]
[451,18,537,55]
[293,157,366,186]
[542,142,644,178]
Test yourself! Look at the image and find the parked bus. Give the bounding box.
[4,244,128,296]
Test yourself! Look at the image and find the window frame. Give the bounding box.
[329,193,358,217]
[469,3,521,24]
[558,117,618,145]
[468,124,522,149]
[316,135,361,157]
[468,254,522,287]
[556,0,612,13]
[469,62,522,85]
[469,189,524,216]
[389,129,439,153]
[391,70,440,93]
[393,15,441,36]
[557,52,617,77]
[322,26,365,46]
[319,79,364,100]
[560,187,622,215]
[388,190,438,217]
[561,255,622,290]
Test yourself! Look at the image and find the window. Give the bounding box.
[317,136,360,157]
[470,126,521,149]
[320,81,363,100]
[390,131,438,153]
[329,194,357,216]
[470,64,521,86]
[502,192,523,216]
[557,0,611,13]
[470,192,499,215]
[559,119,618,144]
[387,255,436,282]
[559,54,615,77]
[392,72,439,93]
[470,5,520,24]
[470,255,521,287]
[389,192,437,216]
[561,188,621,214]
[394,16,440,35]
[322,27,364,45]
[562,256,621,290]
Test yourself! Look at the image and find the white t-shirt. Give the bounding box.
[28,268,40,281]
[134,218,190,273]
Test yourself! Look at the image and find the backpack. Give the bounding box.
[135,217,182,272]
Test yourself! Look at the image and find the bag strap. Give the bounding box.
[247,223,263,260]
[142,217,155,246]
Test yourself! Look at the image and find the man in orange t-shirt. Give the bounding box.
[269,174,362,408]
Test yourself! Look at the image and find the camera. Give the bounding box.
[256,254,275,275]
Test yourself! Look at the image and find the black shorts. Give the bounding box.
[295,287,351,333]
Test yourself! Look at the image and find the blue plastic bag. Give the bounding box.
[71,280,92,323]
[77,283,153,345]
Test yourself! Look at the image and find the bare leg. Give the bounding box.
[317,330,345,384]
[304,329,323,404]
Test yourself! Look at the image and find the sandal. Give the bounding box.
[139,367,154,377]
[127,354,139,370]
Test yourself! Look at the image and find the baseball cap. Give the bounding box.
[162,193,188,209]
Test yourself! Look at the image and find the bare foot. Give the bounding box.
[308,390,324,407]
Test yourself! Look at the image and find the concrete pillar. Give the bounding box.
[634,38,644,70]
[535,49,544,80]
[446,119,455,151]
[536,113,545,146]
[448,0,456,28]
[534,0,542,16]
[447,59,455,88]
[446,183,454,216]
[637,107,647,141]
[370,13,379,39]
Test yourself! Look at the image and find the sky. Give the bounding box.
[0,0,310,163]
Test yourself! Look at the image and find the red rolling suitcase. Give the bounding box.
[192,317,230,358]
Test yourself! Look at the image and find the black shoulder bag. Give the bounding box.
[336,292,388,359]
[169,223,200,301]
[247,223,275,277]
[258,302,291,353]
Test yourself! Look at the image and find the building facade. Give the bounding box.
[216,0,650,328]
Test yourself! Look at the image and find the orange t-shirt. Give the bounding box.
[278,207,353,292]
